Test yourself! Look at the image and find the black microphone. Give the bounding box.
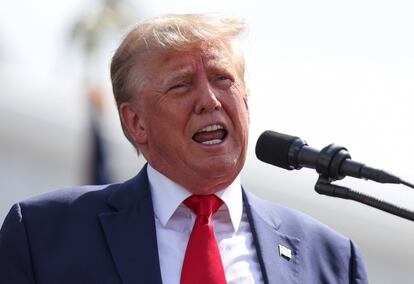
[255,130,401,184]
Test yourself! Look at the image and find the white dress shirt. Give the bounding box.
[147,164,263,284]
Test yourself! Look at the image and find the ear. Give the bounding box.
[119,102,148,145]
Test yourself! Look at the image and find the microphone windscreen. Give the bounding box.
[255,130,299,170]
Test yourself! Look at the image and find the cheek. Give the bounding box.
[234,96,250,122]
[236,100,250,141]
[240,97,249,121]
[146,105,191,142]
[224,99,249,139]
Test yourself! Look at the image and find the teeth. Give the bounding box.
[198,124,223,133]
[202,139,222,145]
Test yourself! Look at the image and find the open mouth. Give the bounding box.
[192,124,228,145]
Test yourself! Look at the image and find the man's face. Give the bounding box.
[123,44,249,194]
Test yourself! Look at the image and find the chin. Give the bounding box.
[202,160,236,174]
[199,161,241,181]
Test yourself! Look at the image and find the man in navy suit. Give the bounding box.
[0,14,368,283]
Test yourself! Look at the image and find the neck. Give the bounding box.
[148,163,240,195]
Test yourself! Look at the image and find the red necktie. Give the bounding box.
[180,195,227,284]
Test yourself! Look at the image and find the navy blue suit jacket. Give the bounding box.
[0,165,368,283]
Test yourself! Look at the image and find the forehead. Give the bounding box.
[130,42,240,96]
[150,43,235,76]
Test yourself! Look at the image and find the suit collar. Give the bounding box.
[243,190,301,284]
[99,164,163,284]
[106,164,151,211]
[148,164,243,232]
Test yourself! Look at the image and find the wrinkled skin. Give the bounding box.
[120,43,249,195]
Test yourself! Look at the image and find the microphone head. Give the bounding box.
[255,130,301,170]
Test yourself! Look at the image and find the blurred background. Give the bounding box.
[1,0,413,282]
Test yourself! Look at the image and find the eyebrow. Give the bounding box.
[205,57,235,75]
[161,66,194,87]
[203,51,233,69]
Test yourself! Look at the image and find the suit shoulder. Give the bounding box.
[20,185,112,205]
[244,190,368,282]
[20,184,116,207]
[244,190,349,243]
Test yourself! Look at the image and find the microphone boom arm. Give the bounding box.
[313,143,414,221]
[315,176,414,222]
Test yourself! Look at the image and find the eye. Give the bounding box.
[216,75,229,80]
[213,75,234,89]
[170,83,187,90]
[167,82,190,94]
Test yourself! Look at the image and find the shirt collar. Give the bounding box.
[147,164,243,232]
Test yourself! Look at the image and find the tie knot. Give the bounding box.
[183,194,223,217]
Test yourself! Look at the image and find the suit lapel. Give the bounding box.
[99,165,162,284]
[243,190,301,284]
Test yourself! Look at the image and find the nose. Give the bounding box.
[194,82,222,114]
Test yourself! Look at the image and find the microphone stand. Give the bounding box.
[312,144,414,222]
[315,176,414,221]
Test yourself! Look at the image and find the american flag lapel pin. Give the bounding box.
[278,244,292,260]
